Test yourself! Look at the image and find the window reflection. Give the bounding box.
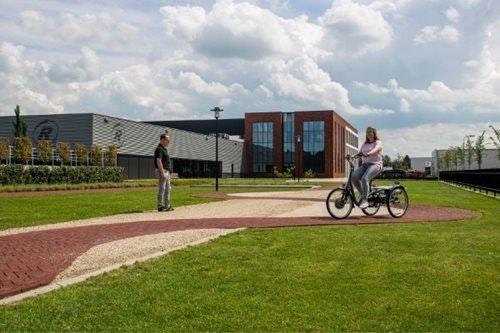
[302,121,325,173]
[252,122,273,173]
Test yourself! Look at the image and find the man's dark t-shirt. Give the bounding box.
[154,144,171,171]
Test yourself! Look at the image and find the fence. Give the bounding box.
[439,169,500,196]
[1,145,117,167]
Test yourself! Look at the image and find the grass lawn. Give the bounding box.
[0,187,214,230]
[0,182,309,230]
[0,181,498,331]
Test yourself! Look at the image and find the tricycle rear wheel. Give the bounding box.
[387,186,409,218]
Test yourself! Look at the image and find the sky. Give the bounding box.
[0,0,499,158]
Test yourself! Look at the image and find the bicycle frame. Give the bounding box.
[342,155,369,207]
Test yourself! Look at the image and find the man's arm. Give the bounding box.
[156,157,167,179]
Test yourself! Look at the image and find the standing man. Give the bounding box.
[154,134,174,212]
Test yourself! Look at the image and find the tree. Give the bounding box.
[465,136,474,169]
[12,105,27,137]
[75,144,88,166]
[456,145,465,170]
[92,144,103,166]
[13,137,32,164]
[0,138,9,163]
[449,147,460,170]
[57,142,71,165]
[489,125,500,160]
[105,144,117,166]
[392,154,405,169]
[473,131,486,169]
[403,155,411,170]
[441,151,451,170]
[37,140,52,165]
[383,155,391,168]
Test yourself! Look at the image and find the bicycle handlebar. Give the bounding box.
[345,154,355,169]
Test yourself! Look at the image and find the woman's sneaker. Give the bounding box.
[359,200,369,209]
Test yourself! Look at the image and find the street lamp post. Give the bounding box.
[462,134,475,170]
[296,134,301,182]
[211,107,223,191]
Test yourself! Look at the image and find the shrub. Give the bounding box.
[37,140,52,165]
[304,168,315,179]
[75,144,88,166]
[0,165,124,185]
[0,164,24,185]
[274,166,296,179]
[25,165,51,184]
[0,137,9,163]
[13,137,32,164]
[58,142,71,165]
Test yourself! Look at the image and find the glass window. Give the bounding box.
[302,120,325,174]
[252,122,274,173]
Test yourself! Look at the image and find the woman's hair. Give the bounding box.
[365,126,380,143]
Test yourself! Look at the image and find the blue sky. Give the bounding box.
[0,0,499,158]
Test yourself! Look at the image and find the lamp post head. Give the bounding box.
[296,134,301,143]
[210,106,224,119]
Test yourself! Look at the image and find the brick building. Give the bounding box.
[244,110,358,178]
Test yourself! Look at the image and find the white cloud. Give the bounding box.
[367,0,412,13]
[19,10,139,47]
[445,6,460,23]
[318,0,393,57]
[400,98,411,112]
[464,20,500,91]
[48,47,100,83]
[0,42,64,115]
[382,122,497,157]
[414,25,459,44]
[270,56,394,115]
[160,5,206,41]
[160,0,323,61]
[357,78,499,114]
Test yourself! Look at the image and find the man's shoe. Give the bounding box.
[359,200,369,209]
[158,207,166,212]
[165,206,174,212]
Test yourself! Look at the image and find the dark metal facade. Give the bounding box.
[0,113,245,179]
[146,119,245,136]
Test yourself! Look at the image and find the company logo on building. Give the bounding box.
[113,122,123,148]
[33,120,59,141]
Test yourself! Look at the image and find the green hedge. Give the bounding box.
[0,165,124,185]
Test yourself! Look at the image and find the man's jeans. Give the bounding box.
[351,163,381,202]
[155,169,171,209]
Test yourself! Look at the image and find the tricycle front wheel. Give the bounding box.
[326,188,353,219]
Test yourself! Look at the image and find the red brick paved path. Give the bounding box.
[0,203,478,300]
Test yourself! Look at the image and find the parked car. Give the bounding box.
[378,169,407,179]
[407,170,426,179]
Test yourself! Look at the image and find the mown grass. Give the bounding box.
[0,183,302,230]
[0,187,216,230]
[0,177,318,193]
[0,181,498,332]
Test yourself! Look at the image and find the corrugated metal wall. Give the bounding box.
[92,114,244,175]
[0,113,93,147]
[0,113,245,177]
